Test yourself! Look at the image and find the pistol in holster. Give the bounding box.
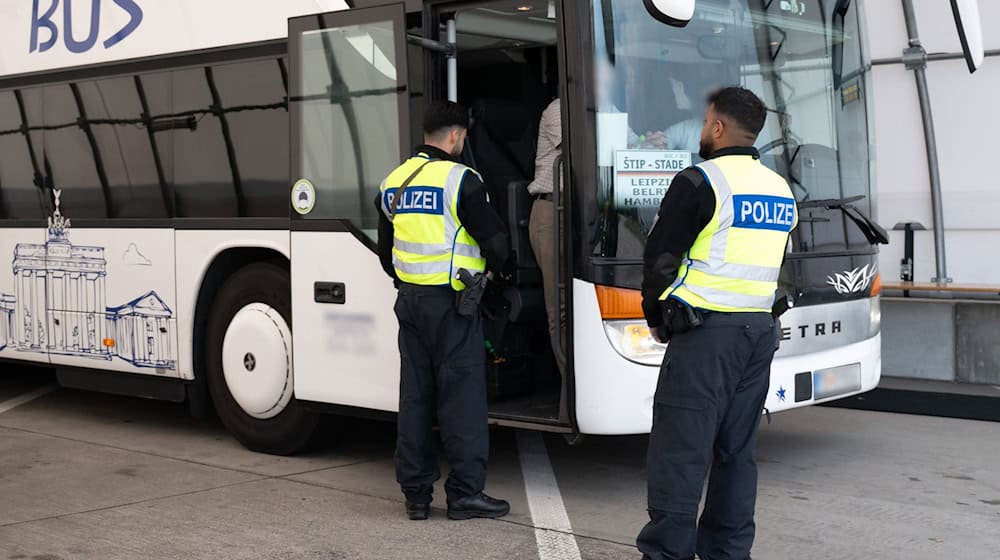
[771,289,792,319]
[660,298,703,340]
[455,268,488,318]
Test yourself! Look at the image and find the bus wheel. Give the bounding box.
[205,261,321,455]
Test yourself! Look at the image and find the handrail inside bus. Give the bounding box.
[552,153,566,366]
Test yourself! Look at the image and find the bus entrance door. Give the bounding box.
[288,6,412,412]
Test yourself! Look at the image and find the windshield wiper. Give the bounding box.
[797,195,889,245]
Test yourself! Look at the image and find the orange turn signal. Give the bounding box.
[595,285,644,319]
[103,338,115,348]
[870,273,882,297]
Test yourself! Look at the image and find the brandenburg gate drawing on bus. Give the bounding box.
[0,191,175,370]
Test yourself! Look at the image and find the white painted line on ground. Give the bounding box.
[517,431,583,560]
[0,385,57,414]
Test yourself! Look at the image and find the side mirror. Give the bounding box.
[643,0,695,28]
[950,0,985,73]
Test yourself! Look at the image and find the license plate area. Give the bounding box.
[812,363,862,400]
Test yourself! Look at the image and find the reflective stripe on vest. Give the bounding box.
[663,155,797,313]
[380,155,486,290]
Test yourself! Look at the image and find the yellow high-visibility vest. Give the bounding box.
[662,154,798,313]
[379,153,486,290]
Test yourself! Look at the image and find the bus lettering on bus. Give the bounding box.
[30,0,144,54]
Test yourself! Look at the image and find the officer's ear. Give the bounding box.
[711,117,726,141]
[449,127,467,155]
[703,103,724,141]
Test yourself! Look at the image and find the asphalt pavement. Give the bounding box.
[1,366,999,559]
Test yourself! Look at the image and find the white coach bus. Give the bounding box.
[0,0,933,453]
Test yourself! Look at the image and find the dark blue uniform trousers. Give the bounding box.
[393,283,489,505]
[638,311,778,560]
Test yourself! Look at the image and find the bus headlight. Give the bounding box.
[868,297,881,337]
[602,320,666,366]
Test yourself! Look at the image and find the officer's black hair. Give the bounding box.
[707,87,767,136]
[423,100,469,135]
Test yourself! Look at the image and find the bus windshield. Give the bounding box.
[587,0,873,280]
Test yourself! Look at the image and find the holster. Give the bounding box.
[660,298,703,339]
[771,290,792,319]
[454,268,488,318]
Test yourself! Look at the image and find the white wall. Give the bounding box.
[864,0,1000,284]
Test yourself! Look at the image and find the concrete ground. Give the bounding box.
[1,367,999,559]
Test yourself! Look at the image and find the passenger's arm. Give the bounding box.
[457,171,510,272]
[545,101,562,149]
[641,170,715,328]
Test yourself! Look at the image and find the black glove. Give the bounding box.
[653,324,671,344]
[497,254,517,283]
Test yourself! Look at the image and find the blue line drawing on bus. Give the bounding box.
[106,291,174,368]
[0,294,14,351]
[123,243,152,266]
[0,190,175,370]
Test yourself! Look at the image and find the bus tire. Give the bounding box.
[204,261,321,455]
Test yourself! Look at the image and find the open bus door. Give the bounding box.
[288,5,412,412]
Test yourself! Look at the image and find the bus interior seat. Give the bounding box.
[468,98,543,226]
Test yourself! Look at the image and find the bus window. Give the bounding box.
[589,0,874,265]
[0,90,46,220]
[173,59,290,219]
[78,73,173,219]
[44,84,108,219]
[172,67,239,218]
[208,58,290,218]
[295,19,404,237]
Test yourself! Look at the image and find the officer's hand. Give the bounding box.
[498,255,516,282]
[644,131,667,149]
[650,325,669,344]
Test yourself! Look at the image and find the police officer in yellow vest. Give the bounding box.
[637,87,797,560]
[375,101,511,522]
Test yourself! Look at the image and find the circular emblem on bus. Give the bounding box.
[291,179,316,215]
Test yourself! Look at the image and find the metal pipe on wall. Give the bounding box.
[900,0,950,283]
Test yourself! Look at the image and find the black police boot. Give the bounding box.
[446,493,510,520]
[405,501,430,521]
